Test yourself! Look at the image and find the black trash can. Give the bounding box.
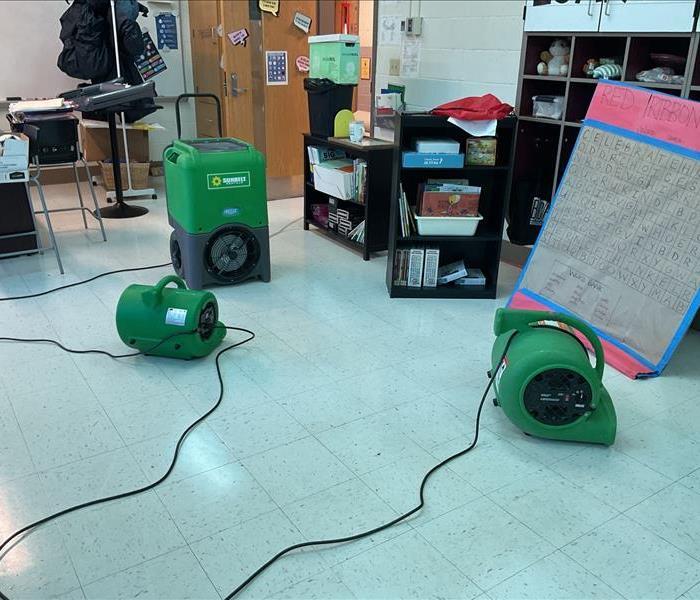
[304,78,355,138]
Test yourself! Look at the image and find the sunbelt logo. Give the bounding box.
[207,171,251,190]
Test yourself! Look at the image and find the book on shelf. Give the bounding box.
[348,220,365,244]
[398,183,416,238]
[453,268,486,287]
[407,248,424,287]
[423,247,440,287]
[352,159,367,205]
[307,145,347,165]
[437,260,468,285]
[418,179,481,217]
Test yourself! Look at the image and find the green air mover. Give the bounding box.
[491,308,616,445]
[116,275,226,359]
[164,94,271,290]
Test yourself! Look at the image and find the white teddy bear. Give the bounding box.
[537,39,570,76]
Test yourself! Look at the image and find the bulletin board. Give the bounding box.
[510,81,699,378]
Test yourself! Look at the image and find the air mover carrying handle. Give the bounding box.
[493,308,605,379]
[142,275,187,307]
[175,93,223,139]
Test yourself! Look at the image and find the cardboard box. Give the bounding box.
[312,159,354,200]
[80,120,150,163]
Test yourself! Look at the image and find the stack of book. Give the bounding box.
[392,252,486,289]
[393,247,440,288]
[337,203,364,237]
[352,159,367,205]
[418,179,481,217]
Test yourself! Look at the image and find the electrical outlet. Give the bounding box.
[389,58,400,76]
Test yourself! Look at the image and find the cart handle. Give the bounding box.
[175,93,223,139]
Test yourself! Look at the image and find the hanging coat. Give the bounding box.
[57,0,111,81]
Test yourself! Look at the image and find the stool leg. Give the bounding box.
[82,158,107,242]
[73,162,89,229]
[32,178,64,275]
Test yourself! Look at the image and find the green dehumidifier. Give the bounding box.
[491,308,616,445]
[165,94,271,290]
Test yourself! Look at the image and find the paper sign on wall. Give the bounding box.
[295,55,310,72]
[259,0,280,17]
[293,11,312,33]
[400,36,421,78]
[266,50,288,85]
[228,28,249,47]
[155,13,178,50]
[378,16,401,45]
[135,32,167,81]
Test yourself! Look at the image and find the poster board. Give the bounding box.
[510,81,699,378]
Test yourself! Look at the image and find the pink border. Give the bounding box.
[508,291,652,380]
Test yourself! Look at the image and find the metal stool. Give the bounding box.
[30,153,107,242]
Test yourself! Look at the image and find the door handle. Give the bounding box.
[230,73,248,97]
[604,0,611,16]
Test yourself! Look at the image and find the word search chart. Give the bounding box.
[511,82,699,377]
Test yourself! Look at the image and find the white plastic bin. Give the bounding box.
[415,214,483,236]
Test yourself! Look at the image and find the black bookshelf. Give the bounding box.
[386,113,516,298]
[303,134,394,261]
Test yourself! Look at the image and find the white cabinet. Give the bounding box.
[599,0,697,32]
[524,0,603,32]
[524,0,697,33]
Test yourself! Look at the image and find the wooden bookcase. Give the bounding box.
[512,31,700,214]
[303,134,394,261]
[385,114,516,299]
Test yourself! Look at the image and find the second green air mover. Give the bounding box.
[116,275,226,359]
[491,308,616,445]
[165,94,271,290]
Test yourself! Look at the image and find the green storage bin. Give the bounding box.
[308,34,360,85]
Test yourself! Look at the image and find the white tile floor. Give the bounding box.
[0,180,699,600]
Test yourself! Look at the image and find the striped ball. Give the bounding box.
[592,64,623,80]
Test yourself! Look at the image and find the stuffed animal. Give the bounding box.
[537,39,570,76]
[592,63,623,79]
[583,59,599,77]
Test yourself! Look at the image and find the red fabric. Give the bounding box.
[431,94,513,121]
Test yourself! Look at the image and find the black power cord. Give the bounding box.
[223,331,519,599]
[0,326,255,568]
[0,216,302,303]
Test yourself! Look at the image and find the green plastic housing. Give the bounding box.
[163,138,268,235]
[116,276,226,359]
[491,308,616,446]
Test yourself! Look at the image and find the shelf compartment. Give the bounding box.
[565,81,597,124]
[522,35,573,76]
[571,36,626,81]
[625,36,690,84]
[520,78,567,120]
[389,284,496,299]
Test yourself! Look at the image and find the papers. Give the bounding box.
[447,117,497,137]
[9,98,65,114]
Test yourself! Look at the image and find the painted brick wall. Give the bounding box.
[376,0,523,112]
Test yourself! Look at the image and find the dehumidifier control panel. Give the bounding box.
[523,368,593,426]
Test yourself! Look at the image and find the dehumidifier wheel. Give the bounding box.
[204,225,261,284]
[170,232,184,276]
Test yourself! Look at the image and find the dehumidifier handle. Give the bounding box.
[175,93,223,139]
[493,308,605,379]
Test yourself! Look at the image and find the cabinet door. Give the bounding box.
[524,0,603,32]
[599,0,696,32]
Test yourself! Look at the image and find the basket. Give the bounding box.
[100,161,150,190]
[415,213,483,236]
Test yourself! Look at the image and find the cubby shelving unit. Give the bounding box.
[303,134,394,261]
[385,114,516,299]
[512,31,700,212]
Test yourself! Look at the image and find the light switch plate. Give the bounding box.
[389,58,400,76]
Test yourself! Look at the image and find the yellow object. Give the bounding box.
[334,109,354,137]
[259,0,279,16]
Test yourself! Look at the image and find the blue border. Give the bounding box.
[509,111,700,376]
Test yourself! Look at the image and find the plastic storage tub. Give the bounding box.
[532,95,564,120]
[415,214,483,236]
[304,78,355,137]
[309,34,360,84]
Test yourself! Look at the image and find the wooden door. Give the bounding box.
[261,0,317,180]
[189,0,225,137]
[524,0,602,32]
[220,0,256,144]
[600,0,696,32]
